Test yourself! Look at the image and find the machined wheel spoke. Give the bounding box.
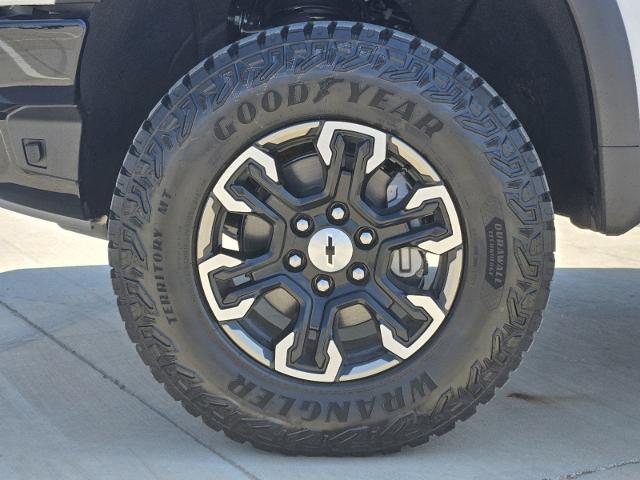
[199,253,282,321]
[221,184,288,262]
[275,297,343,383]
[362,276,446,359]
[213,147,278,214]
[368,275,431,323]
[346,165,441,234]
[380,295,446,359]
[316,121,388,174]
[275,331,342,383]
[322,144,344,199]
[378,223,450,255]
[318,121,388,207]
[374,303,412,344]
[404,185,463,255]
[228,184,289,227]
[198,253,256,322]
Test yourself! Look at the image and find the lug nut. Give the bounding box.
[350,265,368,283]
[314,276,333,294]
[329,204,347,223]
[358,229,376,247]
[295,217,311,234]
[287,252,304,270]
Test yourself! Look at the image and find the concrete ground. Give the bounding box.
[0,207,639,480]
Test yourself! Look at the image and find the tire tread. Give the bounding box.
[108,21,555,456]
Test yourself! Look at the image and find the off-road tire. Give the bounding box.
[108,21,555,456]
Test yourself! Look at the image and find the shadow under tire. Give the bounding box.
[108,21,555,456]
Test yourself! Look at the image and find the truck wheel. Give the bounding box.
[109,22,555,455]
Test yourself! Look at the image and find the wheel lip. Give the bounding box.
[194,120,466,384]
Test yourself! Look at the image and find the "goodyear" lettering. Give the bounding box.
[214,80,443,141]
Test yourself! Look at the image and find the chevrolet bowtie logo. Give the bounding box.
[325,236,336,265]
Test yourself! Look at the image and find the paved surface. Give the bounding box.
[0,208,639,480]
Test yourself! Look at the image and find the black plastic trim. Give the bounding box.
[0,19,85,88]
[0,18,86,219]
[0,197,107,238]
[565,0,640,234]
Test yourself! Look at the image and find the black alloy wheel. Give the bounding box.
[195,121,463,383]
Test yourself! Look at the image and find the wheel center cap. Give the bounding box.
[308,228,353,273]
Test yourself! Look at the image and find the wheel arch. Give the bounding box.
[397,0,639,234]
[77,0,639,234]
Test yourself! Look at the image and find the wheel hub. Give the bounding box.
[196,121,464,383]
[307,228,353,273]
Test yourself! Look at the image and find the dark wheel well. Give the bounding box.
[79,0,596,229]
